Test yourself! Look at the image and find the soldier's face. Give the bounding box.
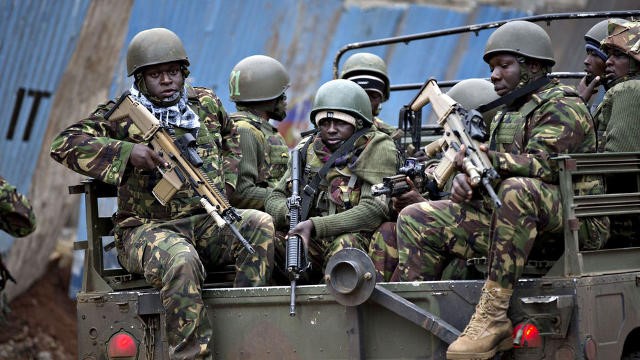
[318,118,355,151]
[584,49,606,79]
[605,49,631,81]
[366,90,383,116]
[142,62,185,100]
[488,54,520,96]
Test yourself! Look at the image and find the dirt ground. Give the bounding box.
[0,258,77,360]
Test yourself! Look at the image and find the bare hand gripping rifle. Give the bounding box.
[105,92,255,254]
[414,79,502,207]
[286,149,308,316]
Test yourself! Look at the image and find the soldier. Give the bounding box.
[0,175,37,322]
[265,79,399,283]
[594,19,640,246]
[369,78,499,282]
[394,21,608,359]
[577,18,627,110]
[228,55,290,211]
[594,19,640,153]
[340,53,404,145]
[50,28,274,359]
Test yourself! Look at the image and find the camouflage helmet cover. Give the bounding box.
[483,20,555,65]
[340,53,390,100]
[229,55,290,102]
[126,28,189,76]
[310,79,373,127]
[601,19,640,62]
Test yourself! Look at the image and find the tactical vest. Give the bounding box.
[231,111,289,187]
[296,135,363,217]
[490,83,591,154]
[115,88,227,226]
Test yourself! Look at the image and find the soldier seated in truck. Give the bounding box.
[265,79,399,284]
[393,21,609,359]
[50,27,274,359]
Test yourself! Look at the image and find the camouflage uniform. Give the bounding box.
[230,110,289,210]
[266,128,398,283]
[50,85,274,359]
[0,175,36,237]
[395,80,608,287]
[0,175,36,323]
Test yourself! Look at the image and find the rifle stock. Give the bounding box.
[413,79,502,207]
[106,92,256,253]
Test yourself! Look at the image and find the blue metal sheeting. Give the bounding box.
[110,1,526,135]
[0,0,92,251]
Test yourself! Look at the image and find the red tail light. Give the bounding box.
[107,331,138,359]
[513,322,542,348]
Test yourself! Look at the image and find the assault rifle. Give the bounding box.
[105,92,255,254]
[372,157,426,197]
[286,149,308,316]
[413,79,502,207]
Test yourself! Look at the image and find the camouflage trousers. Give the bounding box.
[116,209,274,360]
[274,230,371,284]
[396,177,564,288]
[369,222,483,282]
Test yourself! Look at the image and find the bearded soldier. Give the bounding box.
[394,21,608,359]
[228,55,290,211]
[265,79,399,283]
[50,28,274,359]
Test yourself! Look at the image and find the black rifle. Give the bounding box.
[372,157,426,197]
[286,149,308,316]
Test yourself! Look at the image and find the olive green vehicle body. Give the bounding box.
[72,11,640,360]
[71,151,640,360]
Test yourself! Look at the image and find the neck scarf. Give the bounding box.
[129,85,199,129]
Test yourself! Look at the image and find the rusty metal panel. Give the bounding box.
[0,0,92,251]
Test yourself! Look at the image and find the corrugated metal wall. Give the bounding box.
[0,0,92,251]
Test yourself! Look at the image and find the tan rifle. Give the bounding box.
[414,79,502,207]
[105,92,255,253]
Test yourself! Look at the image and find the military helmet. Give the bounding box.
[310,79,373,127]
[601,20,640,62]
[229,55,290,102]
[483,21,555,65]
[447,78,500,122]
[340,53,390,101]
[585,19,610,44]
[126,28,189,76]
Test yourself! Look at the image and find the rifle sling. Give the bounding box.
[476,75,551,114]
[481,76,551,151]
[299,127,370,221]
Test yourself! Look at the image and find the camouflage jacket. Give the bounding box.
[229,111,289,210]
[0,175,36,237]
[593,75,640,153]
[489,80,596,183]
[50,86,240,229]
[265,127,398,239]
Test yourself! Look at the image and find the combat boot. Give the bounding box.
[446,280,513,360]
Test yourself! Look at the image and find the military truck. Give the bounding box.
[71,10,640,360]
